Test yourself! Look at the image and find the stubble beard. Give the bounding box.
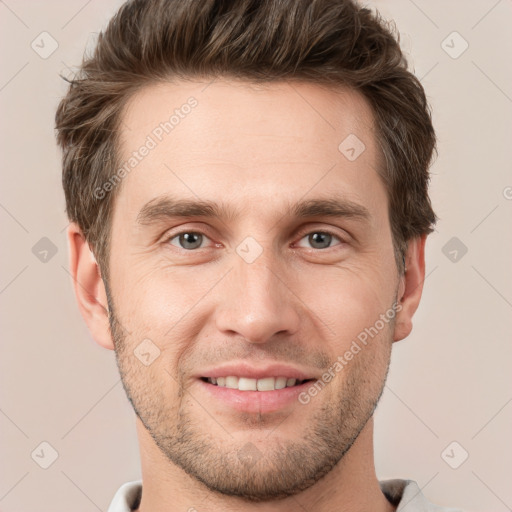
[106,288,393,502]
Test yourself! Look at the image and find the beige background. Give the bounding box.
[1,1,511,511]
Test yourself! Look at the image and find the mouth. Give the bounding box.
[199,376,315,391]
[195,362,319,413]
[197,375,317,414]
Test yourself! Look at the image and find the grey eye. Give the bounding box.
[304,232,335,249]
[170,232,205,250]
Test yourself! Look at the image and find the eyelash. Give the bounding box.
[295,229,346,249]
[164,227,346,251]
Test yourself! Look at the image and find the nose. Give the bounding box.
[214,249,301,344]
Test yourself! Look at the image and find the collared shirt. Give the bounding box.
[107,479,463,511]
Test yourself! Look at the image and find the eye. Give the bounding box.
[168,231,211,250]
[296,230,344,250]
[164,228,345,252]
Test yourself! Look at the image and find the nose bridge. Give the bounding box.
[238,246,279,304]
[215,241,300,343]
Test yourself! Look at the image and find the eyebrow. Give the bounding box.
[136,194,371,226]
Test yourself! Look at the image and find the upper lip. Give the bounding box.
[196,362,318,380]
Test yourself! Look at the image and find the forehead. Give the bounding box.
[115,79,385,223]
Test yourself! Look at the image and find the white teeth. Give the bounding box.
[225,376,238,389]
[256,377,275,391]
[207,376,305,391]
[275,377,287,389]
[238,377,257,391]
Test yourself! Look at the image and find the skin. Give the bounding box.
[68,79,426,512]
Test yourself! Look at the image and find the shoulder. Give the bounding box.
[380,479,464,512]
[107,480,143,512]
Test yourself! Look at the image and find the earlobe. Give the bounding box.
[67,223,114,350]
[393,235,427,342]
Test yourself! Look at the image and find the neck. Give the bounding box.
[133,416,395,512]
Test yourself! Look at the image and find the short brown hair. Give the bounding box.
[55,0,437,280]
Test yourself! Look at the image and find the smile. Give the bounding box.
[201,376,313,391]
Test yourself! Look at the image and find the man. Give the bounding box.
[55,0,460,510]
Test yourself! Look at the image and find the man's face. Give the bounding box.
[107,79,401,500]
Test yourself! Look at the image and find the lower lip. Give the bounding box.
[197,379,314,414]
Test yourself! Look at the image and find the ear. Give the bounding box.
[67,223,114,350]
[393,235,427,342]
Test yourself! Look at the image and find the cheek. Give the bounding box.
[112,239,397,366]
[114,265,216,358]
[298,264,393,345]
